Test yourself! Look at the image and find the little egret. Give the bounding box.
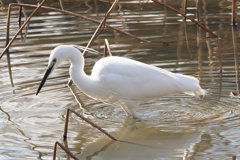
[36,45,205,118]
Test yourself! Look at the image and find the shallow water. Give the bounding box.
[1,0,240,159]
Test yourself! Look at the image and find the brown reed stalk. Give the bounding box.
[104,39,112,57]
[53,141,79,160]
[0,0,47,59]
[63,108,117,141]
[18,6,29,42]
[152,0,218,38]
[182,0,187,20]
[18,6,24,41]
[196,0,200,21]
[5,3,12,51]
[82,0,120,56]
[0,2,146,59]
[62,108,159,149]
[153,0,222,71]
[6,50,14,89]
[216,37,222,72]
[68,0,120,84]
[18,6,22,25]
[34,2,145,43]
[232,0,236,26]
[5,3,15,89]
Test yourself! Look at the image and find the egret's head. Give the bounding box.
[36,45,87,95]
[36,45,69,95]
[48,45,71,70]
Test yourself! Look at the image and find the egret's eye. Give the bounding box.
[53,58,57,64]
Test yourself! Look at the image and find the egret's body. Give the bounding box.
[37,45,205,118]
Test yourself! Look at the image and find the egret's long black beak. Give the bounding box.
[36,63,55,95]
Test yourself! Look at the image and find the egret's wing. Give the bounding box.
[91,57,180,102]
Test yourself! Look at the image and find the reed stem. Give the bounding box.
[0,0,48,59]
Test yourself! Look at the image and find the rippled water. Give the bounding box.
[1,0,240,160]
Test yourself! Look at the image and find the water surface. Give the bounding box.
[1,0,240,159]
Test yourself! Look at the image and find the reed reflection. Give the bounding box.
[68,117,205,160]
[232,26,240,92]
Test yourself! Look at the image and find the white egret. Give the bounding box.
[36,45,205,118]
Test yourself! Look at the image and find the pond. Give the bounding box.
[0,0,240,159]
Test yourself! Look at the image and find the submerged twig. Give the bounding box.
[63,108,117,141]
[62,108,160,150]
[53,141,78,160]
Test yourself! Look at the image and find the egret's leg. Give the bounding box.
[126,106,137,119]
[126,106,142,121]
[119,105,133,118]
[67,83,86,109]
[67,79,73,86]
[121,101,137,119]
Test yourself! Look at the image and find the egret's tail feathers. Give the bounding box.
[184,88,206,100]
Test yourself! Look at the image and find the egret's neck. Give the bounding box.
[68,52,87,80]
[68,53,95,96]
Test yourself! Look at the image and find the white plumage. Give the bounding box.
[37,45,205,118]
